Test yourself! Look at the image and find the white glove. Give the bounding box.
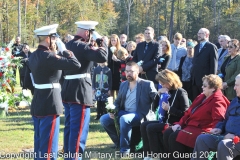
[56,38,67,53]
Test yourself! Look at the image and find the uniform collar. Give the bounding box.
[74,35,86,41]
[37,45,49,51]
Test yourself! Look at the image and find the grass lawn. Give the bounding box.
[0,69,142,159]
[0,108,143,160]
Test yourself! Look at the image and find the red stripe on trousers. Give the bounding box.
[47,115,56,160]
[75,105,86,160]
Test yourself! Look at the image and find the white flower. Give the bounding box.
[22,89,30,97]
[19,101,29,107]
[137,60,144,66]
[105,97,116,110]
[110,46,116,53]
[106,103,116,110]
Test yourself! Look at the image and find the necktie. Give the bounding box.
[144,43,149,54]
[199,43,203,52]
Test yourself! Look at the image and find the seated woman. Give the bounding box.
[163,74,230,160]
[141,69,190,160]
[177,40,197,102]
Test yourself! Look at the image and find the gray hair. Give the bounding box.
[236,74,240,80]
[221,35,231,42]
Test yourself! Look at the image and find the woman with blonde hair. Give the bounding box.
[126,41,136,56]
[141,69,189,160]
[158,39,171,71]
[107,34,121,99]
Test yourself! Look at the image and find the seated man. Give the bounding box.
[100,61,158,155]
[192,74,240,160]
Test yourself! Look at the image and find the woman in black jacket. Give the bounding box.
[158,39,171,71]
[141,69,189,160]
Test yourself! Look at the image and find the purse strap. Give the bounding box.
[166,89,178,124]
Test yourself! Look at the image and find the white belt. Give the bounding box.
[64,73,91,79]
[34,83,60,89]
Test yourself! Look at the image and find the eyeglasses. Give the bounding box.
[125,70,136,74]
[227,46,235,49]
[202,84,208,88]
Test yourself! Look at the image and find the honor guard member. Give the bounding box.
[28,24,81,160]
[61,21,107,160]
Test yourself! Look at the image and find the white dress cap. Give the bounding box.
[34,24,59,36]
[75,21,99,30]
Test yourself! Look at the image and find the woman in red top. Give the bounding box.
[163,74,230,160]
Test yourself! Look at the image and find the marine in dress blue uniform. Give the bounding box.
[61,21,108,160]
[28,24,81,160]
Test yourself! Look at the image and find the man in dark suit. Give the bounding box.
[133,26,160,85]
[192,28,218,100]
[100,61,158,156]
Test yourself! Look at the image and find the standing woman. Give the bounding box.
[107,34,121,99]
[221,39,240,101]
[177,40,197,102]
[126,41,137,56]
[158,39,171,71]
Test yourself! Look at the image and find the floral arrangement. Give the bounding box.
[105,97,120,138]
[0,38,29,113]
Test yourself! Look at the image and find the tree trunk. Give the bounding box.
[24,0,27,42]
[33,0,39,47]
[18,0,21,37]
[169,0,175,42]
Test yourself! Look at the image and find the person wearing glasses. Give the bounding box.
[192,74,240,160]
[100,61,158,157]
[141,69,189,160]
[220,39,240,101]
[162,74,229,160]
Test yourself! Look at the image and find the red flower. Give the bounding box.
[5,47,9,52]
[11,55,14,59]
[233,136,240,144]
[0,72,2,77]
[0,57,3,60]
[7,79,10,83]
[162,123,170,133]
[2,83,6,87]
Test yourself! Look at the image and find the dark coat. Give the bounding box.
[164,88,190,124]
[174,90,229,148]
[158,53,171,71]
[221,55,240,100]
[28,45,81,116]
[17,51,32,76]
[114,78,158,120]
[107,47,121,90]
[133,41,160,83]
[191,42,218,86]
[61,36,108,106]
